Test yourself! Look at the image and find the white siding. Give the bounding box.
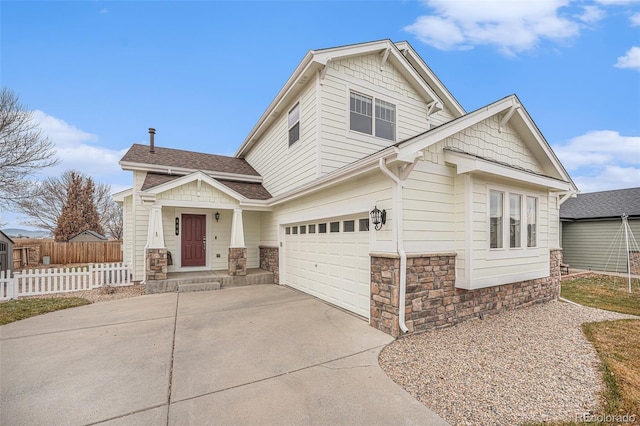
[261,170,394,257]
[402,161,456,253]
[468,176,550,288]
[156,181,238,205]
[122,194,134,269]
[245,78,318,197]
[133,171,149,281]
[320,53,455,175]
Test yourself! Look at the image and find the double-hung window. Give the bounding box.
[350,92,395,141]
[288,103,300,146]
[490,189,538,250]
[490,191,504,249]
[527,197,537,247]
[509,194,522,248]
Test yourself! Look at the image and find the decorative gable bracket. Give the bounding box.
[499,104,522,133]
[380,48,390,70]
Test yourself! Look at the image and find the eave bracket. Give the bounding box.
[499,104,521,133]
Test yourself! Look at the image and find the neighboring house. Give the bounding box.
[117,40,577,337]
[69,230,108,242]
[560,187,640,273]
[0,230,14,274]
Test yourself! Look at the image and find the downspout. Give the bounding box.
[378,154,422,334]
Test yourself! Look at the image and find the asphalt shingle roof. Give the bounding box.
[140,173,272,201]
[560,187,640,220]
[121,144,261,177]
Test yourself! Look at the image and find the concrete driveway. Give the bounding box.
[1,285,447,425]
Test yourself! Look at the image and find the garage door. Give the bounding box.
[284,216,370,319]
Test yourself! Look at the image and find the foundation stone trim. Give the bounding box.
[259,245,279,284]
[229,247,247,276]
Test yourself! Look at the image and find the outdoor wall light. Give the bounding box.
[370,206,386,231]
[215,211,220,222]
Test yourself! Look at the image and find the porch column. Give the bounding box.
[146,205,167,281]
[229,208,247,276]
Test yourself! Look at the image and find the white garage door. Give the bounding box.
[284,216,370,319]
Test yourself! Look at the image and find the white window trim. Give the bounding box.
[348,90,396,142]
[288,102,300,147]
[487,186,540,260]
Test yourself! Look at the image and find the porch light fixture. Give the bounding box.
[370,206,386,231]
[215,211,220,222]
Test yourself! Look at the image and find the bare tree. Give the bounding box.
[16,170,120,236]
[0,87,58,204]
[103,201,123,240]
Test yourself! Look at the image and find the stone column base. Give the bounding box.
[259,246,279,284]
[229,247,247,276]
[146,248,167,281]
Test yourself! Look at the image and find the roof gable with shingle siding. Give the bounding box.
[141,172,272,201]
[560,187,640,220]
[120,144,261,177]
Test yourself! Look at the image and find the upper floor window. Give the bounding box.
[288,103,300,146]
[527,197,537,247]
[349,92,395,141]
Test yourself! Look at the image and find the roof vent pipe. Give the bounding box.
[148,128,156,153]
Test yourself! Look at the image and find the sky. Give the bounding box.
[1,0,639,230]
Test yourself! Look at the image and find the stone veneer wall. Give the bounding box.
[630,251,640,275]
[146,248,167,281]
[259,246,279,284]
[229,247,247,276]
[370,249,563,337]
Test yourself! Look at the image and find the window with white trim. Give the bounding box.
[350,92,395,141]
[490,191,504,249]
[509,194,522,248]
[527,197,537,247]
[490,189,539,250]
[288,103,300,146]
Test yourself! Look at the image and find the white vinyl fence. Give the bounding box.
[0,263,132,301]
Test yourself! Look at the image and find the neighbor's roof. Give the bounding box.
[70,230,107,240]
[560,187,640,220]
[141,172,272,200]
[121,144,261,177]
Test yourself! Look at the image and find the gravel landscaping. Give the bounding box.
[379,300,638,426]
[19,284,146,304]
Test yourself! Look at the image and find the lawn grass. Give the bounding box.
[552,273,640,425]
[561,274,640,316]
[582,320,640,422]
[0,297,91,325]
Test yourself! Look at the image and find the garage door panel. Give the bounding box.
[285,215,370,319]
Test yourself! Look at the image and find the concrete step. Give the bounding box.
[178,282,221,293]
[220,271,274,287]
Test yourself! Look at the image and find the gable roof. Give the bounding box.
[70,230,107,241]
[120,144,261,180]
[235,39,464,158]
[560,187,640,220]
[141,171,272,201]
[395,94,576,191]
[0,230,15,244]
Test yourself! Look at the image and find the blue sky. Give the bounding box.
[2,0,639,230]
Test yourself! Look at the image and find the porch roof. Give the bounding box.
[141,172,272,200]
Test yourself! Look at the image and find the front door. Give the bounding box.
[182,214,206,267]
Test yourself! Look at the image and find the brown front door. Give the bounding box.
[182,214,206,267]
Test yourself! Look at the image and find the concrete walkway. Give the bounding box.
[0,285,448,425]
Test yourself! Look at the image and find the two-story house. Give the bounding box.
[117,40,577,337]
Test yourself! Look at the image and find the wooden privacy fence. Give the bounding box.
[0,263,132,301]
[13,241,123,266]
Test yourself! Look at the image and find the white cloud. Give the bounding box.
[594,0,640,5]
[576,5,606,24]
[631,12,640,25]
[553,130,640,192]
[32,110,129,183]
[615,46,640,70]
[404,0,581,55]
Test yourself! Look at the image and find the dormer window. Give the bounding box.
[350,92,395,141]
[288,103,300,146]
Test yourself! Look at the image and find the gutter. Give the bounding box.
[378,153,422,334]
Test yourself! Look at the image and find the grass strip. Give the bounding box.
[0,297,91,325]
